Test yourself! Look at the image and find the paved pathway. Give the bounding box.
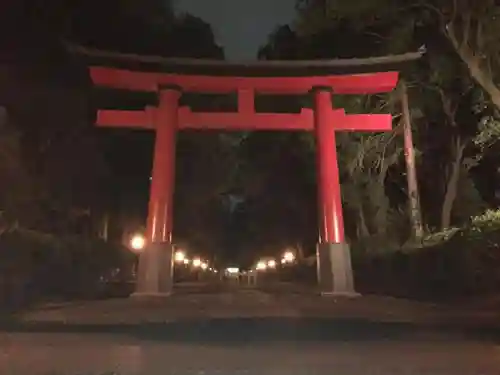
[2,283,500,374]
[2,333,500,375]
[14,282,500,327]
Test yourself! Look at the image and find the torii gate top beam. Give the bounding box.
[90,66,398,95]
[68,42,424,76]
[68,43,424,95]
[69,44,424,131]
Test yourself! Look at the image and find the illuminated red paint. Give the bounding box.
[179,107,312,131]
[146,89,179,244]
[97,109,154,129]
[90,67,398,94]
[314,89,344,243]
[336,113,393,131]
[238,88,254,113]
[96,108,393,132]
[91,65,398,254]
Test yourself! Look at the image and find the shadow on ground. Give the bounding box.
[1,317,500,345]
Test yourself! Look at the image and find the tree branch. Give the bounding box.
[444,20,500,109]
[462,12,471,48]
[476,19,484,50]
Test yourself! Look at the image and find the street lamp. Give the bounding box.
[256,261,267,271]
[130,234,145,251]
[174,250,186,263]
[282,251,296,264]
[267,259,277,269]
[192,258,202,268]
[201,262,208,270]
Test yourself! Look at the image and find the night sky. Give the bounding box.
[176,0,297,60]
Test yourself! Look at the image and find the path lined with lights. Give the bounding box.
[253,250,297,274]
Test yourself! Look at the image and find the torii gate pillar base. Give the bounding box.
[132,242,174,298]
[316,242,359,297]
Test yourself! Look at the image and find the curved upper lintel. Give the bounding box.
[67,42,424,76]
[90,66,399,95]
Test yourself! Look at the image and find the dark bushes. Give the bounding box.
[354,216,500,300]
[0,228,136,310]
[283,210,500,300]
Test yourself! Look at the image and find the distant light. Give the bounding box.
[256,261,267,270]
[174,251,186,262]
[283,251,295,263]
[226,267,239,274]
[183,258,190,265]
[267,259,277,269]
[201,262,208,270]
[130,234,145,251]
[192,258,202,268]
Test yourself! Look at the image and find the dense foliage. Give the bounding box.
[0,0,227,253]
[243,0,500,258]
[354,209,500,299]
[0,228,135,309]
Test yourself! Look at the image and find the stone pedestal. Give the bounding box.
[317,242,359,297]
[133,242,174,297]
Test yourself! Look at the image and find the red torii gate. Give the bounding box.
[83,51,413,297]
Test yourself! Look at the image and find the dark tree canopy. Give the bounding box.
[0,1,227,254]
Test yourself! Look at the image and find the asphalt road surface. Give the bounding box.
[2,282,500,374]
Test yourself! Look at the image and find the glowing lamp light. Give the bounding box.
[183,258,190,265]
[226,267,239,274]
[267,259,277,269]
[130,234,145,251]
[201,262,208,270]
[192,258,202,268]
[256,261,267,271]
[174,251,186,263]
[283,251,296,263]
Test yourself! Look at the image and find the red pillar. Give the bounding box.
[313,87,357,296]
[146,88,180,243]
[314,89,345,244]
[135,86,180,296]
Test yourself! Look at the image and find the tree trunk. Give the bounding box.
[100,213,109,241]
[400,80,424,240]
[441,138,465,230]
[373,180,390,237]
[357,206,370,239]
[372,152,398,237]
